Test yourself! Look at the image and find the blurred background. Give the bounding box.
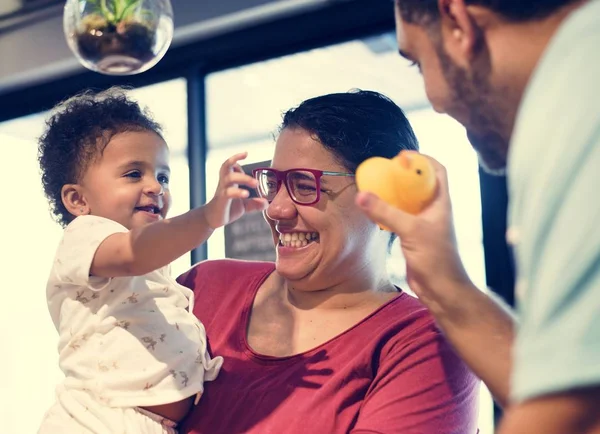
[0,1,516,432]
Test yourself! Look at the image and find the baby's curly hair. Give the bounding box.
[38,87,163,227]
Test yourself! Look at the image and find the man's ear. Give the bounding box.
[61,184,89,218]
[438,0,481,67]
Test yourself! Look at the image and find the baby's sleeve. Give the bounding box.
[52,215,129,290]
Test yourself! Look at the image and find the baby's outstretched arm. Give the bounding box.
[91,152,267,278]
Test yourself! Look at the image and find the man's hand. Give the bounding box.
[356,155,515,406]
[499,387,600,434]
[355,156,472,311]
[203,152,268,230]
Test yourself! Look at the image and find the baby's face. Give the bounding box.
[78,130,172,230]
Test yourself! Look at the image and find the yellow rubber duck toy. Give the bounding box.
[356,150,437,216]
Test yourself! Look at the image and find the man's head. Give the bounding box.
[394,0,582,173]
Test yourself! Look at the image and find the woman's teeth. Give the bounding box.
[279,232,319,248]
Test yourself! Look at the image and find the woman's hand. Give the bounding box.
[202,152,268,230]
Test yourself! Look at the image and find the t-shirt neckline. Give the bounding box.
[240,264,406,364]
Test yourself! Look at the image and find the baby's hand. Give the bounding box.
[202,152,269,229]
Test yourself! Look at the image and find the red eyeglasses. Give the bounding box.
[252,167,354,205]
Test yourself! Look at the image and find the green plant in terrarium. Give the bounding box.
[86,0,153,27]
[64,0,173,75]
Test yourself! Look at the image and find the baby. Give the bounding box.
[37,88,267,433]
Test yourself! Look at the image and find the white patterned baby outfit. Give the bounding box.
[38,215,223,433]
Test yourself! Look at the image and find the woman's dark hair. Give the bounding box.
[281,89,419,172]
[38,87,162,227]
[281,89,419,248]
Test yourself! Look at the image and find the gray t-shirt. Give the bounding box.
[507,0,600,402]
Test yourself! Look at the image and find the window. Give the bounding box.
[130,79,192,276]
[0,78,189,433]
[205,33,493,433]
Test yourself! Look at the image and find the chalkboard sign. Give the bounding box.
[224,161,276,262]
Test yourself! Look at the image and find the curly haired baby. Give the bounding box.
[37,88,267,433]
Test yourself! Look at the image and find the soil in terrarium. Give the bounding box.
[76,14,157,65]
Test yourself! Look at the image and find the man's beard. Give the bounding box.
[468,130,508,176]
[436,44,510,175]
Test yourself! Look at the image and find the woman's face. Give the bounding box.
[265,127,383,290]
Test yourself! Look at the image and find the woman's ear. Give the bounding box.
[61,184,89,218]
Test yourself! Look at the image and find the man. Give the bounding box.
[357,0,600,433]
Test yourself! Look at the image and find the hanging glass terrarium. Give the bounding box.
[63,0,174,75]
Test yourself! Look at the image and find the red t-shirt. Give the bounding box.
[177,259,479,434]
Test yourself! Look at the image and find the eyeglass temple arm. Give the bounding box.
[322,171,355,177]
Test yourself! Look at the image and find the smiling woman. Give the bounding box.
[202,32,494,430]
[177,90,480,434]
